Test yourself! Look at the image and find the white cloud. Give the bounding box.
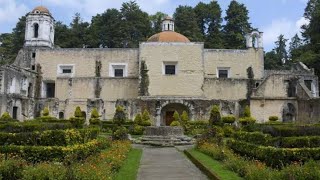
[262,17,309,50]
[0,0,28,24]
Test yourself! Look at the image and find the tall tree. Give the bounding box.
[89,8,124,48]
[223,0,252,49]
[0,33,14,64]
[194,1,224,48]
[289,34,303,61]
[174,5,203,42]
[68,13,90,48]
[264,34,290,70]
[54,21,71,48]
[120,1,152,48]
[275,34,289,65]
[149,12,167,34]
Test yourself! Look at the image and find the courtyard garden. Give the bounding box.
[1,105,320,180]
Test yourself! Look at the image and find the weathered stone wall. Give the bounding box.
[204,48,264,79]
[251,98,298,123]
[297,99,320,124]
[203,78,247,100]
[35,48,139,79]
[140,43,204,97]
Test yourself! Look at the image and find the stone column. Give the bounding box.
[156,107,161,127]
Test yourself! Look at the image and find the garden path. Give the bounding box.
[137,147,208,180]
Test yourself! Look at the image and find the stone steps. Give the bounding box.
[0,70,3,93]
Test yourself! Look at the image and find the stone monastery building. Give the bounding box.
[0,6,320,125]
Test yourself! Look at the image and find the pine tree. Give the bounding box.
[223,0,252,49]
[174,5,203,42]
[275,34,290,67]
[289,34,303,61]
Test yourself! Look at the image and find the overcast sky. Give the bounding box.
[0,0,309,51]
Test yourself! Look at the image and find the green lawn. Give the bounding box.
[115,148,143,180]
[188,149,243,180]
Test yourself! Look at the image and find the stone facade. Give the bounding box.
[0,6,319,125]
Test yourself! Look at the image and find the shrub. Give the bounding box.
[233,131,273,146]
[181,111,189,123]
[223,125,235,137]
[141,110,152,126]
[256,124,320,137]
[209,105,222,126]
[243,105,251,117]
[0,121,73,133]
[89,108,101,125]
[131,125,144,135]
[74,106,83,118]
[268,116,279,122]
[170,121,181,127]
[134,113,143,125]
[173,111,180,121]
[22,163,66,180]
[277,160,320,179]
[0,158,26,180]
[239,117,256,126]
[112,126,128,140]
[42,107,50,117]
[113,106,126,126]
[0,112,14,121]
[222,115,236,124]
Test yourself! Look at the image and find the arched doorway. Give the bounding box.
[160,103,190,126]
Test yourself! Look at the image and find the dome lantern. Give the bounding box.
[162,16,175,32]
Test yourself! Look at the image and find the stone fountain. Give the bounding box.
[135,126,194,147]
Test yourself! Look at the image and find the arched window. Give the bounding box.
[34,23,39,38]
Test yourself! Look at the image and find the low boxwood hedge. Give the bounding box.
[234,131,320,148]
[227,139,320,168]
[0,139,109,163]
[251,124,320,137]
[0,128,100,146]
[0,122,73,133]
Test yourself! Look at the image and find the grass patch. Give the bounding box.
[114,148,142,180]
[188,149,242,180]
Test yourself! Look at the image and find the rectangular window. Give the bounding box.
[165,65,176,75]
[46,83,55,98]
[217,67,230,78]
[304,80,313,91]
[57,64,75,76]
[163,62,178,75]
[114,69,124,77]
[62,69,72,74]
[32,52,36,58]
[109,63,127,77]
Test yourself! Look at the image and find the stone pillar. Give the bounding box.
[156,107,161,127]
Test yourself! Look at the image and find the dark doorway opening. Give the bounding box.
[165,111,174,126]
[13,107,18,120]
[59,112,64,119]
[46,83,55,98]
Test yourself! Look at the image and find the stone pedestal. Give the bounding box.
[135,126,194,147]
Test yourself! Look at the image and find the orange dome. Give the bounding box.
[147,31,190,43]
[32,6,51,15]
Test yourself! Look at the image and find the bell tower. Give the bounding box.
[162,16,175,32]
[24,6,55,48]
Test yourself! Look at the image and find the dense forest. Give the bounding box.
[0,0,320,80]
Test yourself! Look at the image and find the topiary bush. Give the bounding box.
[130,124,144,135]
[42,107,50,117]
[239,117,256,126]
[89,108,101,125]
[170,121,181,127]
[113,106,126,126]
[209,105,222,126]
[112,106,128,140]
[269,116,279,122]
[222,115,236,124]
[70,107,85,128]
[141,110,152,126]
[243,105,251,117]
[134,113,143,125]
[0,112,14,121]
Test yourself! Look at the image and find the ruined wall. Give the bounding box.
[35,48,139,80]
[251,98,298,123]
[140,42,204,97]
[203,78,247,100]
[254,74,290,98]
[204,48,264,79]
[297,99,320,124]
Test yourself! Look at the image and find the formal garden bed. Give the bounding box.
[0,106,142,180]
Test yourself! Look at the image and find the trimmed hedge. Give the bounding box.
[0,139,109,163]
[227,139,320,168]
[0,128,100,146]
[252,124,320,137]
[0,122,73,133]
[234,131,320,148]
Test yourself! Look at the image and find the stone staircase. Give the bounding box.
[0,69,3,93]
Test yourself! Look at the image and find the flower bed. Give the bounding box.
[0,128,100,146]
[0,140,132,180]
[0,138,109,163]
